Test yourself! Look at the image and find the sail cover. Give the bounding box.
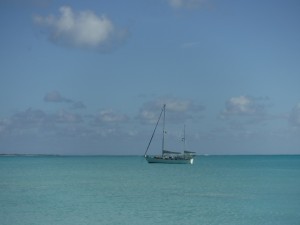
[184,150,196,154]
[163,150,181,155]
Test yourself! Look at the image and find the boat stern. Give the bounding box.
[190,158,194,164]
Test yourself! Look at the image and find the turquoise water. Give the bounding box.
[0,155,299,225]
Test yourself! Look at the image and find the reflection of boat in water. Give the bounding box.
[144,104,196,164]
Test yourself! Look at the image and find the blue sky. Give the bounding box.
[1,0,300,155]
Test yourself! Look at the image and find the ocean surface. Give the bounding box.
[0,155,299,225]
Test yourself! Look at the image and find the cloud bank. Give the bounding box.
[34,6,128,51]
[1,93,299,154]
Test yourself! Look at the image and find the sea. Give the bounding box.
[0,155,299,225]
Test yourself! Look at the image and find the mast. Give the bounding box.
[183,124,186,151]
[162,104,166,155]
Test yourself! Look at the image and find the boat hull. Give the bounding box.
[145,156,194,164]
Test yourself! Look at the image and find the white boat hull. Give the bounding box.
[145,156,194,164]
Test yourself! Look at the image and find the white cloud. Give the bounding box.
[54,110,83,123]
[11,108,47,128]
[138,109,158,124]
[0,107,133,152]
[138,97,204,124]
[221,95,268,117]
[0,108,84,138]
[95,109,129,124]
[44,91,72,103]
[167,0,208,10]
[44,91,86,110]
[34,6,127,51]
[0,108,47,137]
[71,101,86,110]
[289,103,300,127]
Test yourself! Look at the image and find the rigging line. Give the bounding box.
[162,104,166,153]
[144,104,165,157]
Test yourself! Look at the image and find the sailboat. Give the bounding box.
[144,104,196,164]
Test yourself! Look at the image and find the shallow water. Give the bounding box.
[1,155,299,225]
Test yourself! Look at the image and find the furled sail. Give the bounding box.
[163,150,181,155]
[184,151,196,154]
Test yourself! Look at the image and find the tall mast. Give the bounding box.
[162,104,166,154]
[183,124,186,151]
